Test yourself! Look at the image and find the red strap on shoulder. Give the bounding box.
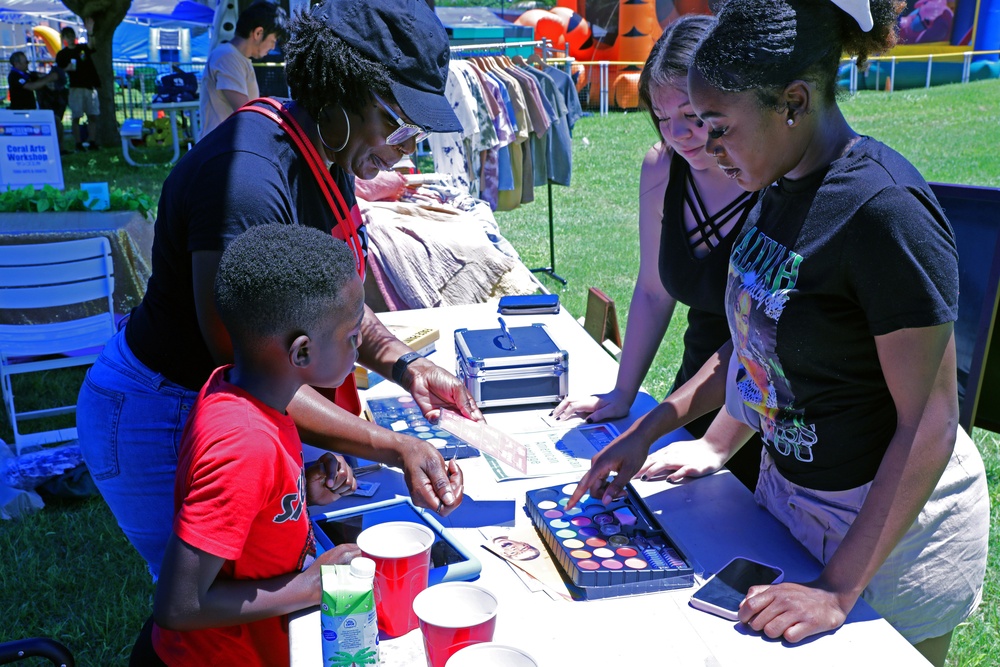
[236,98,365,278]
[235,99,364,416]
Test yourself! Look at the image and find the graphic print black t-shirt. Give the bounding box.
[725,138,958,491]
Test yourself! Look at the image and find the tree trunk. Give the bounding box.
[59,0,132,146]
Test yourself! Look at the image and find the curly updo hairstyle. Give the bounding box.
[282,8,394,121]
[694,0,905,108]
[638,14,716,129]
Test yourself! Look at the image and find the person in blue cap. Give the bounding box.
[77,0,480,596]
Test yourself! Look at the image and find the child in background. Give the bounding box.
[136,224,365,666]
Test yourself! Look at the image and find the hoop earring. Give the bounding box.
[317,106,350,153]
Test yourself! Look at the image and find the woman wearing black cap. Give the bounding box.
[77,0,478,585]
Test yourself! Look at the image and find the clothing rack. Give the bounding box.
[449,39,546,55]
[449,40,567,286]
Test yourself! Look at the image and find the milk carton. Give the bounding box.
[321,557,380,667]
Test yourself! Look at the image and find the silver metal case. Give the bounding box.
[455,323,568,408]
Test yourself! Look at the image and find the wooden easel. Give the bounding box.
[583,287,622,358]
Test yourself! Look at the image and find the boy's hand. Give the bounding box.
[306,452,356,505]
[315,543,362,567]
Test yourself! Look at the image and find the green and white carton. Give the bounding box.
[320,557,380,667]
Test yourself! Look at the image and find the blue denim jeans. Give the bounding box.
[77,328,198,580]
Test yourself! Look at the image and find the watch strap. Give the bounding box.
[392,351,422,385]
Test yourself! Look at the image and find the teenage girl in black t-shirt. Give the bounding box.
[569,2,988,664]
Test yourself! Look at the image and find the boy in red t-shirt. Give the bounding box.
[136,224,366,666]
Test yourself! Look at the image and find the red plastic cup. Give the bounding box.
[356,521,434,637]
[412,582,499,667]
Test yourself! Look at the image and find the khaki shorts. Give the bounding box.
[68,88,99,119]
[754,427,989,644]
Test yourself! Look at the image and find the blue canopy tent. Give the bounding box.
[0,0,212,62]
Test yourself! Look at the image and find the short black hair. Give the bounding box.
[9,51,26,67]
[282,8,393,121]
[638,15,716,129]
[694,0,904,107]
[215,224,357,348]
[60,27,76,41]
[235,0,289,42]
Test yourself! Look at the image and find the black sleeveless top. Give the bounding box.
[658,152,757,390]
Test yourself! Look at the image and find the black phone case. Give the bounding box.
[498,294,560,314]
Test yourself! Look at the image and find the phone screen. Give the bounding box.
[691,558,783,614]
[313,503,466,569]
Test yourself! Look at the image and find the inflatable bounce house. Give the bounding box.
[855,0,1000,90]
[515,0,719,109]
[514,0,1000,108]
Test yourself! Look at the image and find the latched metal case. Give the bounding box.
[454,323,568,408]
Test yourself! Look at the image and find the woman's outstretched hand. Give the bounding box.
[551,388,633,423]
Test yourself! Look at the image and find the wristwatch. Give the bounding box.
[391,351,422,385]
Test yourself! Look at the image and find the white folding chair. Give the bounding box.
[0,237,116,455]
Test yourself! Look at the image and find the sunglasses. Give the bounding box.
[372,92,429,146]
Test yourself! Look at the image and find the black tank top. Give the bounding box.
[658,152,757,389]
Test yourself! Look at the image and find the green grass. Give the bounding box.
[2,79,999,665]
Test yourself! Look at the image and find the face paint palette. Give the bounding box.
[364,395,480,460]
[525,482,694,599]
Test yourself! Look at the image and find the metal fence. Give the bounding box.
[111,60,206,124]
[5,49,997,130]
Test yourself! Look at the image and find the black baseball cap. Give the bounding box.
[314,0,461,134]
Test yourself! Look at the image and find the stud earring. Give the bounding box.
[787,118,794,127]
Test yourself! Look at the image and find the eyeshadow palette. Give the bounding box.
[525,482,694,599]
[364,395,480,460]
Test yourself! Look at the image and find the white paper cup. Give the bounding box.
[445,642,538,667]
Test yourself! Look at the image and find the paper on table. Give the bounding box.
[482,422,619,482]
[479,525,575,601]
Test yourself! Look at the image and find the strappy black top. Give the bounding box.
[658,151,758,389]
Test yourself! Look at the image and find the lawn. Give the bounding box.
[2,79,999,665]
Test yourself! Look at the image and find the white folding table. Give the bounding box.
[290,303,929,666]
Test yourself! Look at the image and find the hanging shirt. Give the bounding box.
[505,67,550,192]
[544,65,584,133]
[428,63,479,196]
[521,66,572,187]
[454,63,498,200]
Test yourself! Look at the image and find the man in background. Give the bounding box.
[6,52,57,110]
[199,0,288,139]
[55,17,101,152]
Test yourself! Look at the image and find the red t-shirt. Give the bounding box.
[153,366,315,667]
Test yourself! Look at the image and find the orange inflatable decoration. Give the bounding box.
[515,8,567,51]
[550,7,593,56]
[517,0,715,108]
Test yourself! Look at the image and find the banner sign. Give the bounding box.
[0,109,64,191]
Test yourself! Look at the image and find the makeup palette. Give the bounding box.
[365,395,480,460]
[525,482,694,599]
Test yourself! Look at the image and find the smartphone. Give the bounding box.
[498,294,560,315]
[689,557,784,621]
